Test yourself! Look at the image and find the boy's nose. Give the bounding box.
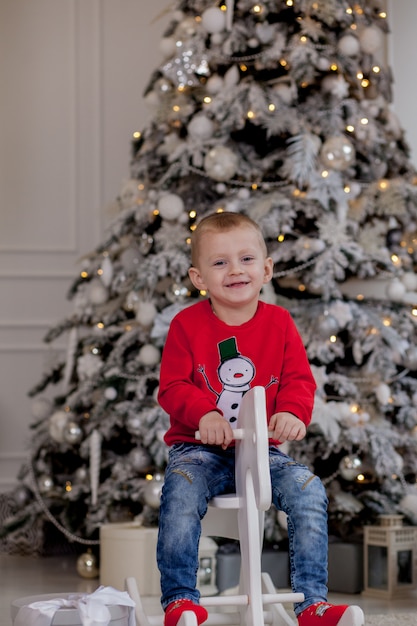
[229,260,243,273]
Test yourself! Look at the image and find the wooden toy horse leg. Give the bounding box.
[237,470,265,626]
[177,611,199,626]
[125,576,154,626]
[261,573,298,626]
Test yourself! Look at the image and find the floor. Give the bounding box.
[2,553,417,625]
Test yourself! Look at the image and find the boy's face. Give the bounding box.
[188,226,273,312]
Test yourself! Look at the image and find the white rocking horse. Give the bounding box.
[126,386,303,626]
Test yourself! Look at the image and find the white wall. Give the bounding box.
[0,0,170,490]
[388,0,417,167]
[0,1,415,490]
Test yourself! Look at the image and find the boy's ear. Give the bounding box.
[188,266,206,290]
[264,257,274,282]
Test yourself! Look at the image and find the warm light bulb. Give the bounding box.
[133,131,141,139]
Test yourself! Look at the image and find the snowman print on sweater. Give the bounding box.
[197,337,259,426]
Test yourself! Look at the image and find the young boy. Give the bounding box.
[157,212,364,626]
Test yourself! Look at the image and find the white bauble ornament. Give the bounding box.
[317,57,331,72]
[129,447,152,471]
[401,272,417,291]
[159,36,177,58]
[120,245,141,272]
[188,114,214,141]
[49,410,70,443]
[89,280,108,305]
[405,346,417,370]
[273,83,295,105]
[166,282,189,303]
[136,301,157,328]
[75,466,88,483]
[386,278,406,302]
[339,455,362,481]
[204,146,238,181]
[142,473,164,508]
[100,256,113,287]
[77,550,99,579]
[104,386,118,401]
[359,26,383,54]
[223,65,240,88]
[211,33,225,45]
[375,383,390,405]
[38,474,54,494]
[158,193,184,221]
[31,396,53,420]
[320,136,355,171]
[237,187,250,200]
[138,343,160,366]
[201,7,226,34]
[64,421,83,445]
[337,34,360,57]
[206,74,224,95]
[14,485,32,506]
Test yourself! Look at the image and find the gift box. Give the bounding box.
[100,523,218,596]
[11,588,134,625]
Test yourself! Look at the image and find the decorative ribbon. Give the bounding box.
[14,586,136,626]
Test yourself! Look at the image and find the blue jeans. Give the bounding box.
[157,444,328,616]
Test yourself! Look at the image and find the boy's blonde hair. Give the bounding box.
[191,211,267,267]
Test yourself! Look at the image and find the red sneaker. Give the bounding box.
[164,599,208,626]
[298,603,365,626]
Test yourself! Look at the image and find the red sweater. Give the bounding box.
[158,299,316,446]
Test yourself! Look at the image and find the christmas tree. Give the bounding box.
[2,0,417,556]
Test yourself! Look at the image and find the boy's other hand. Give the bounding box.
[269,411,306,442]
[198,412,234,449]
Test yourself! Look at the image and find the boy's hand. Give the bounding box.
[269,411,306,442]
[198,411,234,449]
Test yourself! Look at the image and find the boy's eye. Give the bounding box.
[242,256,255,262]
[213,260,226,266]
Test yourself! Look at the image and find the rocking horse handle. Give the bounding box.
[195,429,275,440]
